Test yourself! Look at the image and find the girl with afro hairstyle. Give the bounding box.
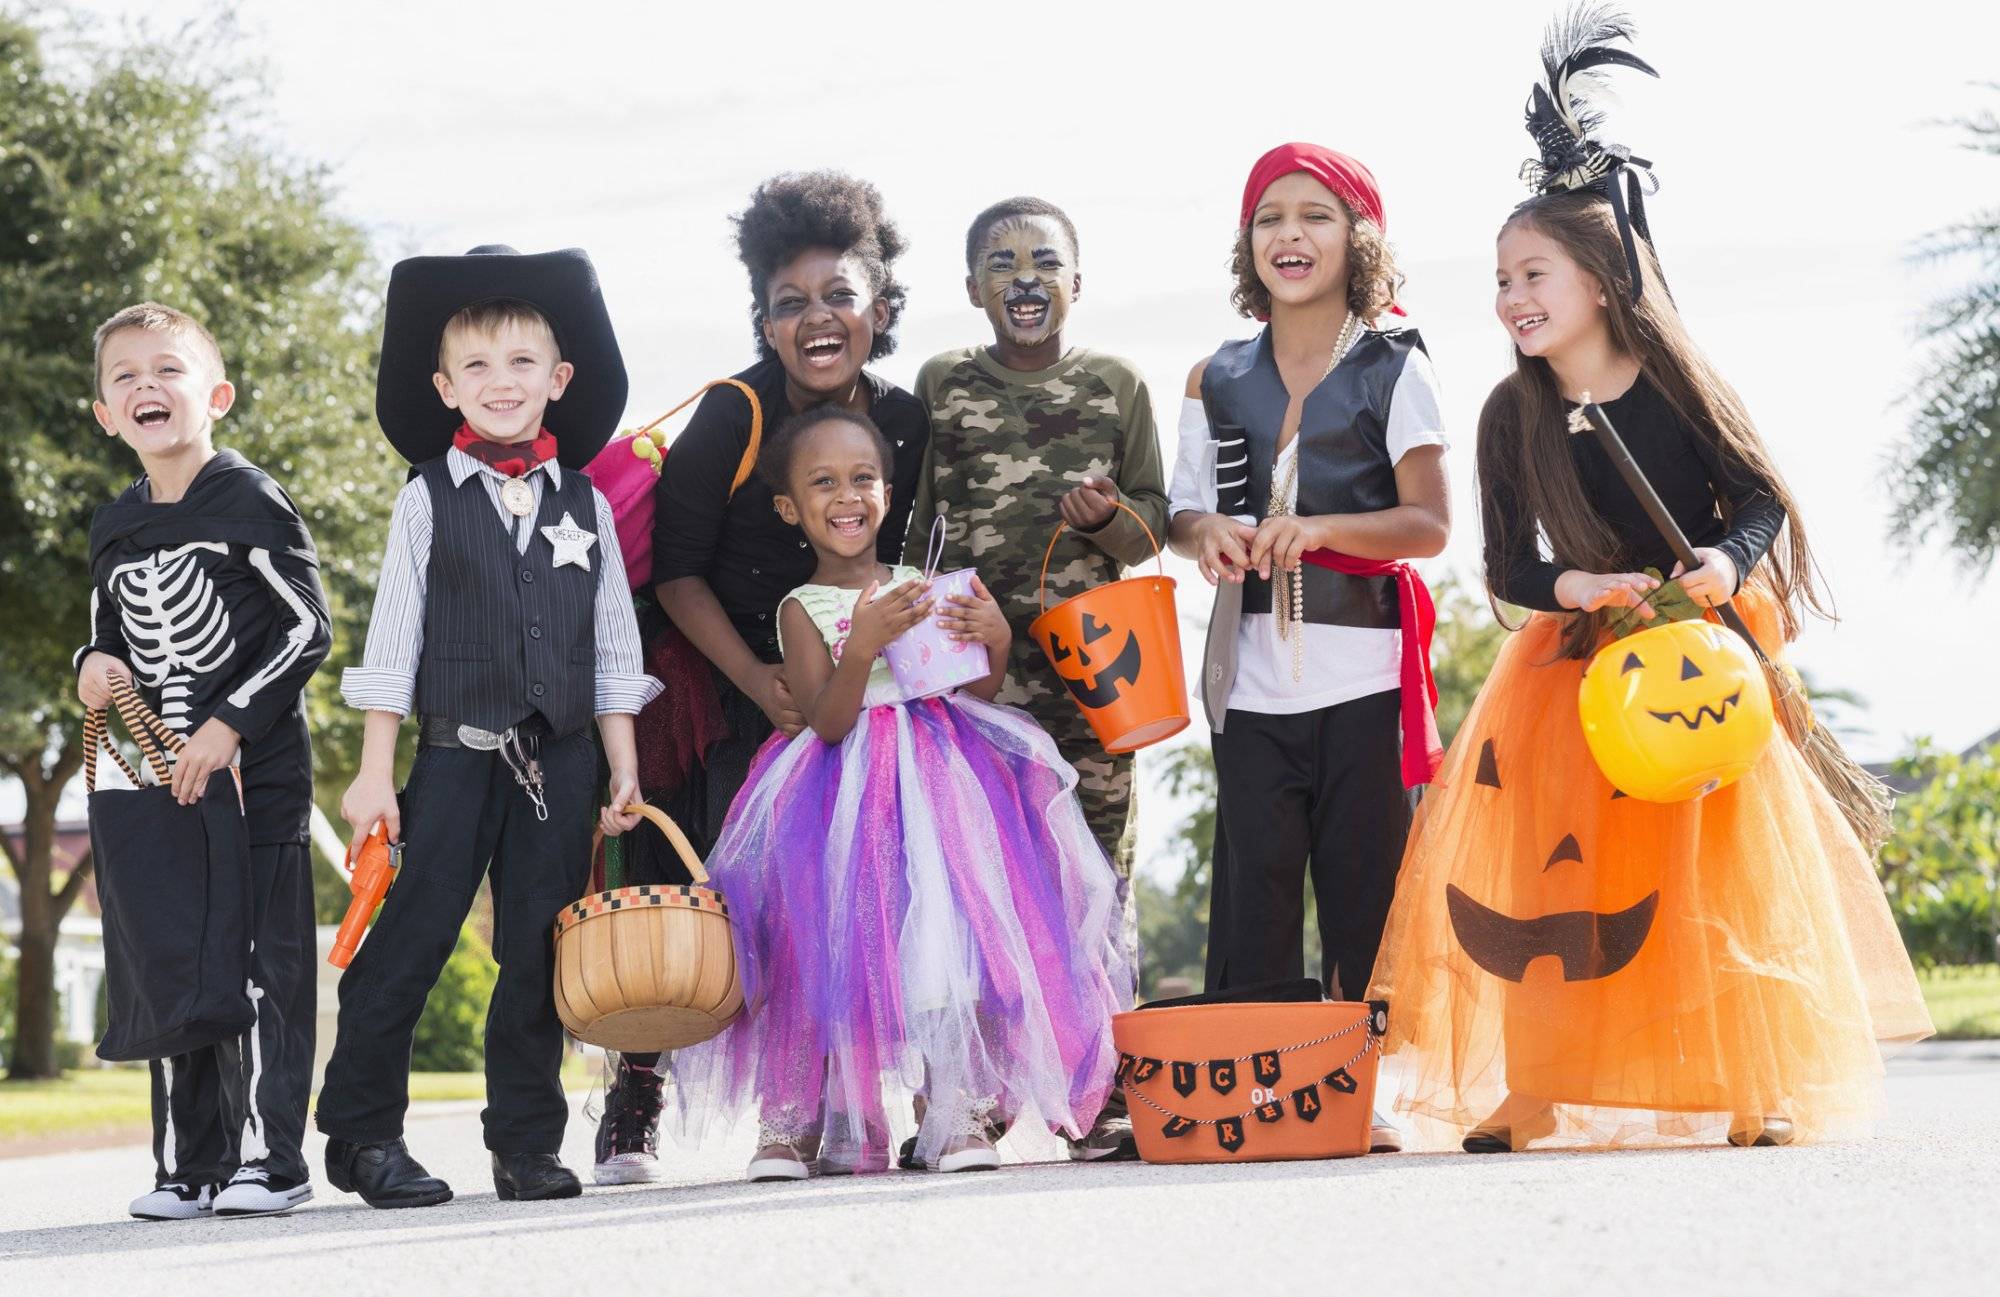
[595,172,931,1185]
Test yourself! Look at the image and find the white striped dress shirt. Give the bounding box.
[341,448,661,717]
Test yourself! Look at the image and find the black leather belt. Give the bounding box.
[418,714,553,749]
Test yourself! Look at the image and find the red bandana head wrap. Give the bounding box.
[452,422,558,477]
[1239,142,1404,317]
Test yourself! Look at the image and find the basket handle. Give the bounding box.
[634,378,764,498]
[919,514,948,581]
[81,706,144,793]
[106,676,183,785]
[1037,498,1166,617]
[589,803,710,891]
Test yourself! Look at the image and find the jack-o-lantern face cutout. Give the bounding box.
[1046,610,1142,710]
[1578,620,1774,803]
[1447,739,1661,983]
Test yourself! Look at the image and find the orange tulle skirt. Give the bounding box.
[1368,590,1932,1149]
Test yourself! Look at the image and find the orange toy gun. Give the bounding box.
[330,823,402,969]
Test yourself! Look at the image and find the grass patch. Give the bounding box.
[1917,963,2000,1040]
[2,1056,598,1144]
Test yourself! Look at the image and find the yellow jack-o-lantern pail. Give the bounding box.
[1028,501,1189,754]
[1578,617,1775,802]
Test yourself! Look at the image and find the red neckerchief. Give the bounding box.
[1300,549,1443,787]
[452,423,557,478]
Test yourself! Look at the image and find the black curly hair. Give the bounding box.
[963,196,1079,272]
[757,406,895,495]
[734,171,909,362]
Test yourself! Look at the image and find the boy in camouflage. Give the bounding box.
[907,199,1168,1159]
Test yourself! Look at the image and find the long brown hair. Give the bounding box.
[1477,190,1831,658]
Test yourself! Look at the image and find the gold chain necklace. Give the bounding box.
[1267,313,1365,683]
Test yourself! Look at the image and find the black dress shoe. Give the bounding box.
[324,1138,453,1209]
[492,1152,582,1201]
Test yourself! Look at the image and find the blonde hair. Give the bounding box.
[92,303,225,395]
[437,298,560,369]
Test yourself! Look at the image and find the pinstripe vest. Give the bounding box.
[411,457,598,737]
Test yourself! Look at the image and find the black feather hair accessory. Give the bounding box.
[1519,6,1662,302]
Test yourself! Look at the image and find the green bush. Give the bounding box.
[410,924,498,1073]
[1878,740,2000,968]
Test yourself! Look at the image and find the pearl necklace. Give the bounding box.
[1268,313,1366,683]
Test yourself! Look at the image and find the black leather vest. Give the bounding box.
[411,458,599,737]
[1200,327,1426,629]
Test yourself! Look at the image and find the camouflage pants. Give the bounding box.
[1000,667,1139,994]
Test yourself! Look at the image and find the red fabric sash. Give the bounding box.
[452,422,557,477]
[1300,549,1442,787]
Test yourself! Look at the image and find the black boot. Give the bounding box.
[592,1058,666,1185]
[324,1138,453,1209]
[492,1152,582,1201]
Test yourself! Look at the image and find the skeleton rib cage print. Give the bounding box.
[106,541,239,733]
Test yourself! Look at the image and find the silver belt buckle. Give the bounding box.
[456,724,503,751]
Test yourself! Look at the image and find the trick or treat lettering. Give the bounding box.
[1446,738,1663,984]
[1577,619,1774,803]
[1045,610,1142,710]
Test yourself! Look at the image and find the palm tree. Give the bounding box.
[1893,89,2000,572]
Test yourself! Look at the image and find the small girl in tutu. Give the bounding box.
[671,405,1131,1179]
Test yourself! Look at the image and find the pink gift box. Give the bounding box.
[881,520,992,701]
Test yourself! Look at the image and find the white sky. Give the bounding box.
[22,0,2000,845]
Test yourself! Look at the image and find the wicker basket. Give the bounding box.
[553,805,743,1051]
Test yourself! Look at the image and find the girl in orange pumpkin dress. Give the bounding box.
[1366,9,1931,1152]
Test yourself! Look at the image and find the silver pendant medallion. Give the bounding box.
[500,477,535,518]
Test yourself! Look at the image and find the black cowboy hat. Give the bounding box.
[375,245,628,468]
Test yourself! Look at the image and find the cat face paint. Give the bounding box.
[968,215,1079,351]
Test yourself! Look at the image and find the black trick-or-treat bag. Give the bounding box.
[86,676,255,1061]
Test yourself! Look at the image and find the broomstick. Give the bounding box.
[1570,397,1894,852]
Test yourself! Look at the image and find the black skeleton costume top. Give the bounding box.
[80,450,331,844]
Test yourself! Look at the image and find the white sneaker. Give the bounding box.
[593,1151,665,1186]
[129,1182,215,1220]
[213,1164,313,1216]
[933,1136,1001,1174]
[745,1145,812,1183]
[1369,1110,1404,1153]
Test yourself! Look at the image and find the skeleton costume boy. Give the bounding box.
[82,449,332,1216]
[316,246,658,1207]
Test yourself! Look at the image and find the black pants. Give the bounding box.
[1205,689,1413,1001]
[149,842,316,1187]
[315,731,594,1154]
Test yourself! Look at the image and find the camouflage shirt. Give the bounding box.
[907,346,1170,881]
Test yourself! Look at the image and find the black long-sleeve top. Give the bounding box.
[649,357,930,663]
[79,451,332,844]
[1484,374,1786,612]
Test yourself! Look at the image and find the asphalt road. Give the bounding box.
[2,1044,1993,1297]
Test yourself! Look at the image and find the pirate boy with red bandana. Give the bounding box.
[317,247,659,1208]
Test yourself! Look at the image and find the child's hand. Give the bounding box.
[750,663,807,738]
[342,767,401,843]
[1192,514,1258,586]
[600,770,643,838]
[935,575,1012,657]
[77,651,130,710]
[1671,547,1738,608]
[1556,569,1661,617]
[1248,515,1325,579]
[1059,476,1121,532]
[170,716,240,805]
[845,578,932,660]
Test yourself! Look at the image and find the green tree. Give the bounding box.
[1892,88,2000,570]
[1140,574,1510,996]
[0,13,393,1078]
[1877,739,2000,967]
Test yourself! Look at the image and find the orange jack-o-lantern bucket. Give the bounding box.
[1577,617,1775,803]
[1028,500,1189,754]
